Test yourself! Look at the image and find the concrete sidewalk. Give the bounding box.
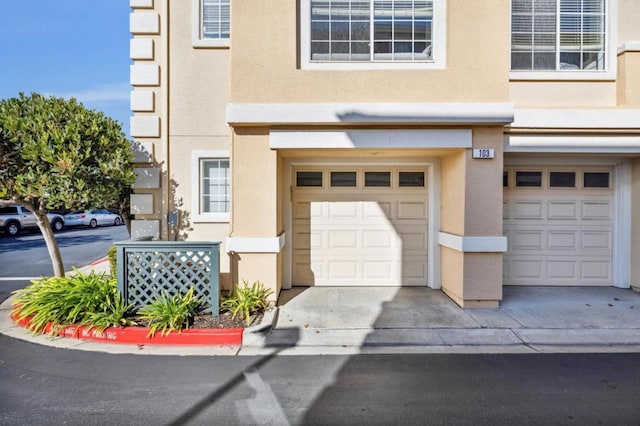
[242,286,640,355]
[2,256,640,355]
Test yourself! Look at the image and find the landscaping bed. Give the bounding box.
[10,271,271,346]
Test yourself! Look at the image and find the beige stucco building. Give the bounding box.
[128,0,640,308]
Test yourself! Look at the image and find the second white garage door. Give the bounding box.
[503,167,613,286]
[292,167,429,286]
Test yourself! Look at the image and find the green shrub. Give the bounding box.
[221,280,273,326]
[137,287,203,337]
[107,245,117,277]
[12,271,134,335]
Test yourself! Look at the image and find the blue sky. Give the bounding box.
[0,1,131,136]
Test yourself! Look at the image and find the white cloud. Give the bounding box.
[49,83,130,105]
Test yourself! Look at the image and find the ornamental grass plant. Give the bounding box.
[137,287,203,337]
[12,271,135,335]
[221,280,273,326]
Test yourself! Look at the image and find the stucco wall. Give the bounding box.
[466,128,504,236]
[231,128,278,236]
[617,52,640,107]
[230,0,510,103]
[440,151,466,235]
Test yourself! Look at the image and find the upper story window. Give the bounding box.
[192,0,230,47]
[511,0,607,72]
[301,0,446,69]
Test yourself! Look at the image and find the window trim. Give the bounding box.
[191,150,231,223]
[509,0,617,80]
[192,0,230,48]
[300,0,447,70]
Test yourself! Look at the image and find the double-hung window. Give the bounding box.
[192,152,230,222]
[193,0,230,47]
[511,0,607,72]
[301,0,446,69]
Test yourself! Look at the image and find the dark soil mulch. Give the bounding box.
[134,311,264,330]
[192,311,250,329]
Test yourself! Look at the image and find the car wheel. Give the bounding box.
[90,219,98,228]
[52,219,64,232]
[6,222,20,236]
[114,217,121,226]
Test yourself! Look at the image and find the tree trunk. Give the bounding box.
[33,209,65,277]
[119,199,132,237]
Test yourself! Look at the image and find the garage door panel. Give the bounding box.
[513,201,544,219]
[364,201,392,218]
[293,201,311,220]
[363,261,394,280]
[363,230,394,248]
[547,260,577,280]
[581,231,611,250]
[328,202,359,218]
[397,201,427,220]
[402,256,428,281]
[328,230,359,249]
[581,201,611,220]
[548,201,577,219]
[581,260,611,280]
[511,259,543,279]
[547,231,577,250]
[511,230,544,250]
[328,261,359,280]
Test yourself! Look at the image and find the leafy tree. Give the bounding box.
[0,93,136,277]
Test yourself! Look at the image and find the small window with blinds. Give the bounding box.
[202,0,230,40]
[511,0,606,71]
[201,159,230,215]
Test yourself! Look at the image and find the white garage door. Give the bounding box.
[292,167,429,286]
[503,167,613,286]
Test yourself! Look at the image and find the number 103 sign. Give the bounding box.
[472,148,495,159]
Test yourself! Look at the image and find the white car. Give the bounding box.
[64,209,123,228]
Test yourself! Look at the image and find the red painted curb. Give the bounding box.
[11,311,243,346]
[89,257,109,266]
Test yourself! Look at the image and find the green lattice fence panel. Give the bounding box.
[114,241,220,316]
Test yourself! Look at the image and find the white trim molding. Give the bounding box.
[226,234,286,253]
[506,135,640,153]
[511,109,640,129]
[438,232,507,253]
[613,162,632,288]
[228,103,515,126]
[617,41,640,54]
[270,129,472,149]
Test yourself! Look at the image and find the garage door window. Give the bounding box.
[399,171,425,187]
[297,171,323,187]
[516,171,542,187]
[584,172,609,188]
[550,171,576,188]
[331,171,357,187]
[365,171,391,187]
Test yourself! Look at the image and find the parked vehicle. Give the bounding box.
[0,205,65,236]
[63,209,123,228]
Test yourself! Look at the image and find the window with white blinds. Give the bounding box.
[309,0,434,62]
[202,0,230,40]
[511,0,606,71]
